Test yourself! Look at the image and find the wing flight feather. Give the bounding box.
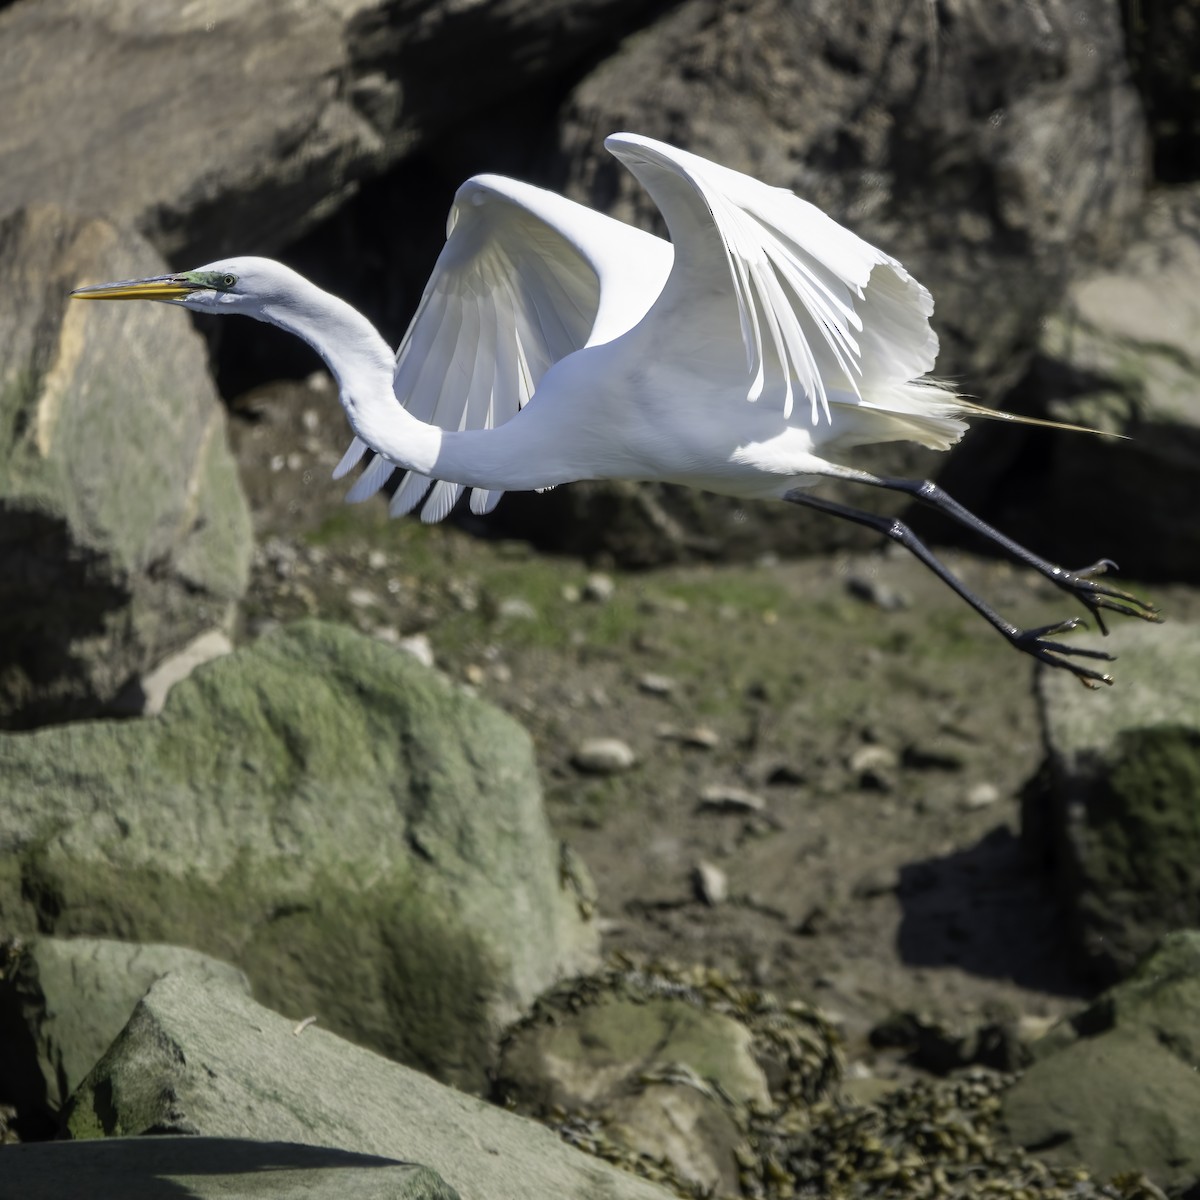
[336,175,608,521]
[605,134,943,428]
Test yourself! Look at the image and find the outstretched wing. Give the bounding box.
[336,173,668,523]
[605,134,951,441]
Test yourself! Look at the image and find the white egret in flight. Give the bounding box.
[72,133,1158,685]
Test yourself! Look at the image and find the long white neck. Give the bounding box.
[254,274,569,491]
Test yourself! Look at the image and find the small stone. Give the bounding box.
[286,452,304,471]
[849,744,898,792]
[301,407,321,432]
[561,583,582,603]
[963,781,1001,810]
[693,860,728,906]
[498,596,538,621]
[680,725,720,749]
[637,672,676,696]
[397,634,434,669]
[366,549,387,570]
[464,663,486,686]
[697,785,765,814]
[373,626,399,645]
[572,738,636,774]
[346,587,377,609]
[848,745,899,774]
[846,574,910,611]
[582,573,615,602]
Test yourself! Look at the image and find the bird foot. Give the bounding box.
[1012,617,1117,688]
[1053,560,1161,637]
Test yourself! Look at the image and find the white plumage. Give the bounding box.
[71,132,1158,683]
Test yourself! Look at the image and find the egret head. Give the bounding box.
[70,256,289,315]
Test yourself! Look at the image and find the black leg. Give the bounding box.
[859,477,1161,634]
[782,489,1121,687]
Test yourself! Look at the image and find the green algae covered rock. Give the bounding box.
[1025,621,1200,981]
[0,620,598,1088]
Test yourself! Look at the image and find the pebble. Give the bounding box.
[397,634,435,669]
[962,781,1001,810]
[498,596,538,621]
[582,572,615,602]
[655,724,721,749]
[697,785,765,814]
[571,737,636,774]
[367,549,387,571]
[692,860,728,906]
[848,745,899,774]
[849,744,898,792]
[846,574,911,611]
[637,672,676,696]
[346,587,377,609]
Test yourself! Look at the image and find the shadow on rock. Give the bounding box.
[0,1137,453,1200]
[894,826,1089,998]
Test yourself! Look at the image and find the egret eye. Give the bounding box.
[222,274,237,289]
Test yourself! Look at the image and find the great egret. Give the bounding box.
[72,132,1158,685]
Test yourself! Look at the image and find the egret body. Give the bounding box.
[72,133,1158,684]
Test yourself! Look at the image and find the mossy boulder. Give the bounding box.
[0,620,599,1089]
[1024,620,1200,981]
[0,206,252,728]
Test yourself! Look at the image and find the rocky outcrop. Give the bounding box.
[62,968,678,1200]
[0,207,252,728]
[0,621,599,1089]
[940,183,1200,581]
[0,0,660,263]
[1023,621,1200,982]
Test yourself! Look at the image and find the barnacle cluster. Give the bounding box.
[502,955,1166,1200]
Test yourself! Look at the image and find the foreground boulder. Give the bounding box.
[0,620,599,1088]
[0,206,252,728]
[63,969,677,1200]
[1023,620,1199,982]
[0,936,249,1132]
[1001,931,1200,1193]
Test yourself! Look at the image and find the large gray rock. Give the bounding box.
[62,969,677,1200]
[0,936,249,1125]
[1023,620,1199,982]
[0,206,252,728]
[0,1138,458,1200]
[1001,930,1200,1193]
[0,0,656,263]
[0,620,599,1089]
